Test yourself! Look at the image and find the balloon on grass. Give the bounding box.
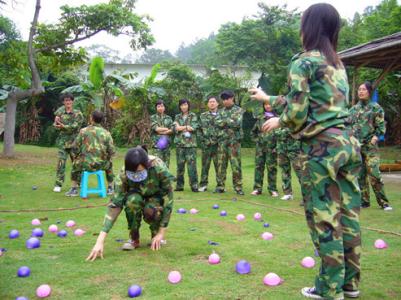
[236,260,251,274]
[66,220,76,227]
[261,232,273,240]
[177,208,187,214]
[263,273,281,286]
[189,208,199,214]
[208,253,221,264]
[31,218,41,226]
[16,297,29,300]
[48,225,58,233]
[17,266,31,277]
[26,237,40,249]
[253,212,262,221]
[263,223,270,228]
[31,228,44,238]
[374,239,388,249]
[236,214,245,221]
[301,257,315,268]
[220,210,227,217]
[212,204,219,209]
[57,230,68,238]
[128,284,142,298]
[36,284,51,298]
[74,229,85,236]
[168,271,182,284]
[9,229,20,239]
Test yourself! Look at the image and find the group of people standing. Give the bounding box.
[150,90,245,195]
[54,3,394,299]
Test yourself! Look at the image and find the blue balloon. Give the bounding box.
[213,204,219,209]
[263,223,270,228]
[26,237,40,249]
[9,229,20,239]
[177,208,187,214]
[16,297,29,300]
[57,230,68,238]
[31,228,44,238]
[236,260,251,274]
[156,135,169,150]
[128,285,142,298]
[17,266,31,278]
[220,210,227,216]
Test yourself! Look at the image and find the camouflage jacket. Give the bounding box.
[269,50,350,139]
[199,110,220,147]
[54,106,84,148]
[150,113,173,148]
[173,112,199,148]
[74,124,115,167]
[349,100,386,146]
[111,156,175,227]
[215,105,244,142]
[251,112,278,146]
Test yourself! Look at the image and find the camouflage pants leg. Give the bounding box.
[55,147,74,187]
[124,193,144,241]
[360,147,389,208]
[200,144,218,188]
[176,147,186,189]
[253,143,266,192]
[153,148,171,168]
[301,129,362,299]
[143,196,165,237]
[266,142,278,193]
[176,147,198,190]
[216,142,228,190]
[229,141,243,191]
[278,150,292,194]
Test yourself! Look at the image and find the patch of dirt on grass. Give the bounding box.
[0,150,56,167]
[91,274,113,285]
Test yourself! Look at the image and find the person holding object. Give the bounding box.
[250,4,362,299]
[150,99,173,167]
[349,81,392,211]
[53,93,84,192]
[86,146,175,261]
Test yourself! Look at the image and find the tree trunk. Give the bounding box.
[3,95,17,157]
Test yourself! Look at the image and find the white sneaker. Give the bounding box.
[343,290,360,298]
[301,287,344,300]
[53,186,61,192]
[281,194,293,201]
[271,191,279,197]
[383,206,393,211]
[198,186,207,192]
[251,190,261,196]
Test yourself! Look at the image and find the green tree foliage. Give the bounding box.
[136,48,175,64]
[176,34,219,66]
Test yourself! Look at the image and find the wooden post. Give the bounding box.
[351,67,358,106]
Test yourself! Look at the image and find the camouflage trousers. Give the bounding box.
[71,159,114,184]
[55,147,75,187]
[152,147,171,168]
[199,144,219,188]
[301,128,362,300]
[217,141,242,191]
[253,142,277,193]
[359,145,389,208]
[124,193,166,241]
[277,138,302,195]
[176,147,198,190]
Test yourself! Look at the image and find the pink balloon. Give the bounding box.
[261,232,273,240]
[36,284,51,298]
[263,273,281,286]
[66,220,76,227]
[236,214,245,221]
[189,208,199,214]
[168,271,182,284]
[74,229,85,236]
[48,225,58,233]
[253,212,262,221]
[374,239,388,249]
[208,253,221,264]
[301,256,315,268]
[31,218,41,226]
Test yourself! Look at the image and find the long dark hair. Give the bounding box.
[125,146,151,171]
[301,3,341,67]
[361,81,373,96]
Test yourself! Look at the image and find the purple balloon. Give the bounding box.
[177,208,187,214]
[26,237,40,249]
[156,136,169,150]
[9,229,20,239]
[220,210,227,216]
[57,230,68,238]
[212,204,219,209]
[263,223,270,228]
[236,260,251,274]
[17,266,31,277]
[128,285,142,298]
[16,297,29,300]
[31,228,44,238]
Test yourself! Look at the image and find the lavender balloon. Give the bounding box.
[16,297,29,300]
[177,208,187,214]
[9,229,20,239]
[31,218,41,226]
[236,260,251,274]
[32,228,44,238]
[156,135,169,150]
[213,204,219,209]
[17,266,31,277]
[220,210,227,216]
[263,223,270,228]
[57,230,68,238]
[128,284,142,298]
[26,237,40,249]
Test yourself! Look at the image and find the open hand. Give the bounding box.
[262,117,281,132]
[249,88,269,102]
[150,233,164,251]
[86,242,104,261]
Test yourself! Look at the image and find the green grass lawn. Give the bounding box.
[0,144,400,300]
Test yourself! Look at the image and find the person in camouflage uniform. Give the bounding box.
[349,81,392,211]
[215,90,244,195]
[150,100,173,167]
[250,4,362,299]
[65,111,115,197]
[86,146,175,261]
[53,93,84,192]
[173,99,199,192]
[250,101,279,196]
[198,96,220,192]
[276,127,303,200]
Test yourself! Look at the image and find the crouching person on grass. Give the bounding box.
[86,146,175,261]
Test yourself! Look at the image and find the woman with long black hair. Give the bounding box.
[250,4,361,299]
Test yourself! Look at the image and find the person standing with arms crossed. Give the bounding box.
[250,4,362,299]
